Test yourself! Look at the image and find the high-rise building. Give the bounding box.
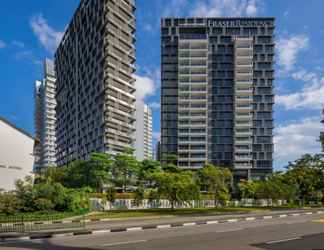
[161,18,275,180]
[134,101,153,161]
[34,59,57,170]
[154,139,161,162]
[55,0,136,166]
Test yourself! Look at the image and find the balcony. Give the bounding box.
[235,89,253,96]
[234,162,252,169]
[235,113,253,121]
[234,139,252,145]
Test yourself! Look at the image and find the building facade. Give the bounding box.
[161,18,275,179]
[134,101,153,161]
[34,59,57,170]
[55,0,136,166]
[0,117,34,190]
[154,139,161,162]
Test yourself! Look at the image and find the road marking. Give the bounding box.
[92,229,111,234]
[183,222,196,226]
[157,224,171,229]
[227,219,238,223]
[101,239,147,247]
[292,213,300,216]
[52,233,74,238]
[313,218,324,223]
[305,212,313,215]
[206,220,219,224]
[127,227,143,231]
[279,214,287,218]
[266,237,301,244]
[215,228,243,233]
[263,216,272,219]
[101,218,111,222]
[245,217,256,221]
[317,211,324,214]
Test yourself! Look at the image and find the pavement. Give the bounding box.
[1,210,324,249]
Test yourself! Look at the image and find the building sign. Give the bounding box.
[207,19,272,27]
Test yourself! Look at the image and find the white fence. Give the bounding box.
[90,198,287,211]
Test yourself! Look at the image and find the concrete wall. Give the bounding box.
[0,120,34,190]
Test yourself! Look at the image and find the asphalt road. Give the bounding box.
[1,214,324,250]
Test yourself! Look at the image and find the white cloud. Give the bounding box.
[0,40,6,49]
[163,0,188,17]
[30,14,63,54]
[190,0,262,17]
[274,117,322,169]
[276,70,324,110]
[277,34,309,72]
[149,102,161,109]
[134,74,156,101]
[14,50,41,65]
[245,0,258,15]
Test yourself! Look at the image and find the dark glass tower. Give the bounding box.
[161,18,275,180]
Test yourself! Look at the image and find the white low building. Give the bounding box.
[0,116,34,191]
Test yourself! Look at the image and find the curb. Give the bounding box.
[1,210,323,243]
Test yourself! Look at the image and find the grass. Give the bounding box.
[84,207,274,220]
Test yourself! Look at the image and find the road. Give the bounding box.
[1,213,324,250]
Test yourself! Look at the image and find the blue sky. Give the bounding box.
[0,0,323,170]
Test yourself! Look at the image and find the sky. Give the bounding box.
[0,0,323,170]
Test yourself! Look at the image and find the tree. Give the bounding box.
[198,164,232,207]
[34,198,54,211]
[106,186,117,210]
[285,154,324,204]
[14,176,34,212]
[153,171,200,209]
[237,180,258,199]
[134,185,145,207]
[112,148,139,192]
[67,188,91,213]
[0,191,22,215]
[138,159,161,187]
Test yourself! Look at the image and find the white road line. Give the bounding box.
[206,220,219,224]
[317,211,324,214]
[183,222,196,226]
[245,217,256,221]
[292,213,300,216]
[263,216,272,219]
[266,237,301,244]
[305,212,313,215]
[92,229,111,234]
[215,228,243,233]
[127,227,143,231]
[227,219,238,223]
[157,224,171,229]
[279,214,287,218]
[52,233,74,238]
[101,239,147,247]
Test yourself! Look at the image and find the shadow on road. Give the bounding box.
[251,233,324,250]
[1,240,103,250]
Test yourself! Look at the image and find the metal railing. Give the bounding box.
[0,214,85,233]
